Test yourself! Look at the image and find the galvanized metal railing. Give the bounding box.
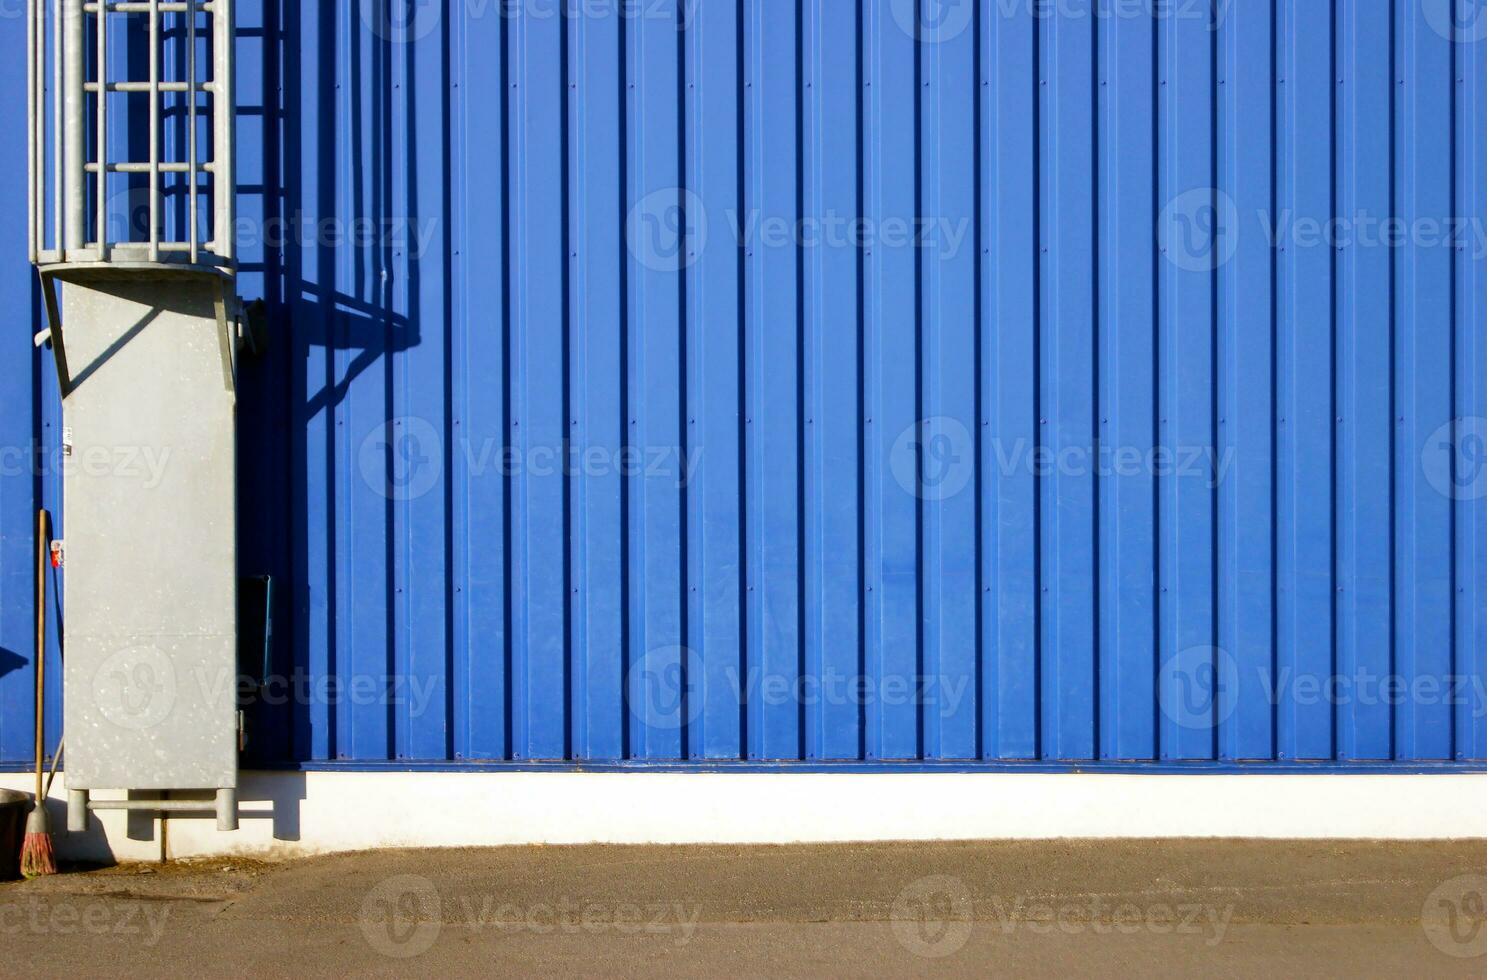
[29,0,235,270]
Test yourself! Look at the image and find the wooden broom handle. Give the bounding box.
[35,508,46,803]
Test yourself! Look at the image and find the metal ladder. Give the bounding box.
[30,0,235,270]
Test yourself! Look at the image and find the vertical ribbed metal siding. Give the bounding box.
[0,10,61,773]
[1,1,1486,768]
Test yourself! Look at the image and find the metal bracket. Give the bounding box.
[236,298,268,358]
[213,277,237,392]
[39,270,241,397]
[70,788,239,833]
[37,270,73,398]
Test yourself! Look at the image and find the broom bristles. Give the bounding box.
[20,805,57,878]
[20,833,56,878]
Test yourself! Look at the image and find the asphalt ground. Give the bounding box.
[4,839,1487,977]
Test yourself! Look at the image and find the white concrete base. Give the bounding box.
[4,770,1486,862]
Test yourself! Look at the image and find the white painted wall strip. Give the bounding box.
[3,771,1485,863]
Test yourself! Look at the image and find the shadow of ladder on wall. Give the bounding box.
[29,0,243,834]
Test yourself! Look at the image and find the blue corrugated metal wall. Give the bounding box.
[2,1,1487,769]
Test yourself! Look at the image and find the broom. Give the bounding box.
[21,508,56,878]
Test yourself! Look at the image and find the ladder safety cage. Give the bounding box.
[28,0,235,271]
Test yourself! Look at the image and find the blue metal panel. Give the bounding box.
[1337,0,1393,761]
[1158,6,1218,761]
[1218,0,1277,763]
[0,13,61,773]
[0,19,40,768]
[1462,0,1487,764]
[628,2,687,758]
[981,2,1039,760]
[1397,1,1456,761]
[865,0,921,762]
[1099,2,1156,761]
[572,3,626,762]
[686,0,744,761]
[453,0,511,763]
[1042,3,1097,761]
[1276,0,1335,761]
[4,1,1487,772]
[919,0,974,761]
[805,0,866,761]
[510,0,568,760]
[344,0,392,765]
